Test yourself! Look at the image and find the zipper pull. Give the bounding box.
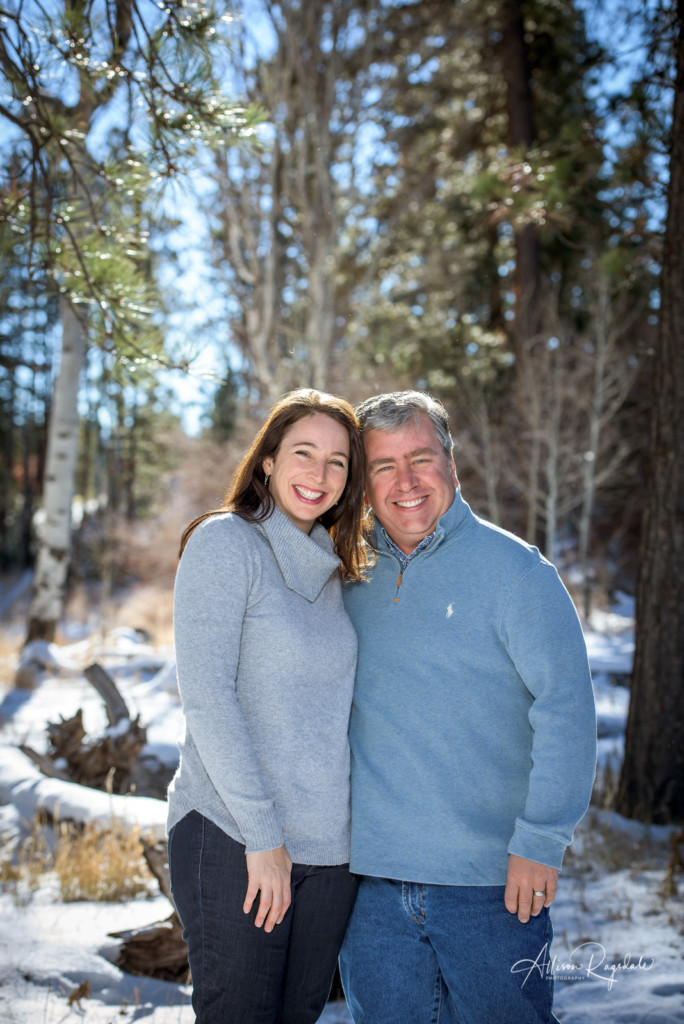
[394,572,403,603]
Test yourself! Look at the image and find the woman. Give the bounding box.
[167,388,370,1024]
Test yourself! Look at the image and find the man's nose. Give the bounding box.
[395,463,418,489]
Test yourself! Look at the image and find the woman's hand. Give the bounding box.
[244,846,293,932]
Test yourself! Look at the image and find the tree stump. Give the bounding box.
[111,911,189,983]
[22,661,147,794]
[110,838,190,982]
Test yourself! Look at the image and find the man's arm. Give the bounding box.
[502,562,597,899]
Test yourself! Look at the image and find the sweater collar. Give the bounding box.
[373,487,472,556]
[256,505,341,602]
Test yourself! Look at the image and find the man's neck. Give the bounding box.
[381,527,435,568]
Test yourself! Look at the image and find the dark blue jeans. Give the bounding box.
[340,875,559,1024]
[168,811,358,1024]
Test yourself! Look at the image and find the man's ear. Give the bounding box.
[450,456,459,489]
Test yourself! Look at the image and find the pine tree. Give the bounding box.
[0,0,260,641]
[204,0,383,400]
[615,0,684,824]
[352,0,652,561]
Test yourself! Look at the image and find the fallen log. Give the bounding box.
[111,911,189,983]
[0,745,167,839]
[141,837,174,904]
[84,662,130,725]
[46,706,146,793]
[29,662,148,794]
[111,837,190,982]
[18,744,72,782]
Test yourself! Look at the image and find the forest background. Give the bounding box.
[0,0,683,834]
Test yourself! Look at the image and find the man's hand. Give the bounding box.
[504,854,558,924]
[244,845,293,932]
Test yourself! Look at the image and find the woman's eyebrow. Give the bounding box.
[289,440,348,457]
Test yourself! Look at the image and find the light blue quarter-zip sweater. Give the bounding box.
[168,507,358,866]
[343,490,597,885]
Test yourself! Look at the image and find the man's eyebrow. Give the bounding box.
[289,440,348,458]
[367,446,437,470]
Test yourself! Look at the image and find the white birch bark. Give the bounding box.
[26,297,87,642]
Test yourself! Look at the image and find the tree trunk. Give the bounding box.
[501,0,544,545]
[615,1,684,824]
[501,0,543,351]
[25,297,87,643]
[0,368,15,570]
[579,283,609,619]
[518,339,543,543]
[543,346,561,562]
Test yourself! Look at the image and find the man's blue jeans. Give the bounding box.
[339,875,559,1024]
[169,811,358,1024]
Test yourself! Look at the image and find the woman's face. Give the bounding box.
[262,412,350,533]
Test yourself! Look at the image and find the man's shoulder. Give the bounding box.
[469,515,547,569]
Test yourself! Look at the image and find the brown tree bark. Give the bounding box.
[501,0,545,544]
[501,0,543,351]
[615,0,684,824]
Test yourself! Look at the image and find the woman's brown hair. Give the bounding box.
[179,389,371,581]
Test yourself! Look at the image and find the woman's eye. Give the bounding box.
[295,450,310,458]
[330,459,347,469]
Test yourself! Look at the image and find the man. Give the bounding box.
[340,391,597,1024]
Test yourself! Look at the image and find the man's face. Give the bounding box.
[364,414,457,555]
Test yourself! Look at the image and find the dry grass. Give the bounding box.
[591,754,622,810]
[61,581,176,647]
[111,585,175,647]
[0,813,53,905]
[1,811,155,905]
[0,631,23,695]
[567,806,673,879]
[54,818,153,903]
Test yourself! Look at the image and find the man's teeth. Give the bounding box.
[295,485,324,499]
[395,496,427,508]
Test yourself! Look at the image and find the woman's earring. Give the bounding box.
[264,475,270,486]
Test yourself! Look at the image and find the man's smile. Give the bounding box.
[394,496,429,508]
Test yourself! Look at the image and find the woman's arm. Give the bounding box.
[173,516,285,854]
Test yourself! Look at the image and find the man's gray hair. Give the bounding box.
[355,391,453,458]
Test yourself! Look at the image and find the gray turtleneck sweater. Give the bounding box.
[167,507,358,866]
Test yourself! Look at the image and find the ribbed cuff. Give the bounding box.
[508,818,568,870]
[239,809,285,854]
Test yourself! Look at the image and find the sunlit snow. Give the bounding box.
[0,594,682,1023]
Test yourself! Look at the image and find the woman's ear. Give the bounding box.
[262,456,274,477]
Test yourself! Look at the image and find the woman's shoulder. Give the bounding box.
[183,511,260,559]
[193,510,249,533]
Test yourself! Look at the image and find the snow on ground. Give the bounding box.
[0,594,683,1023]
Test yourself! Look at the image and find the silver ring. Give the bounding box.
[533,890,545,897]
